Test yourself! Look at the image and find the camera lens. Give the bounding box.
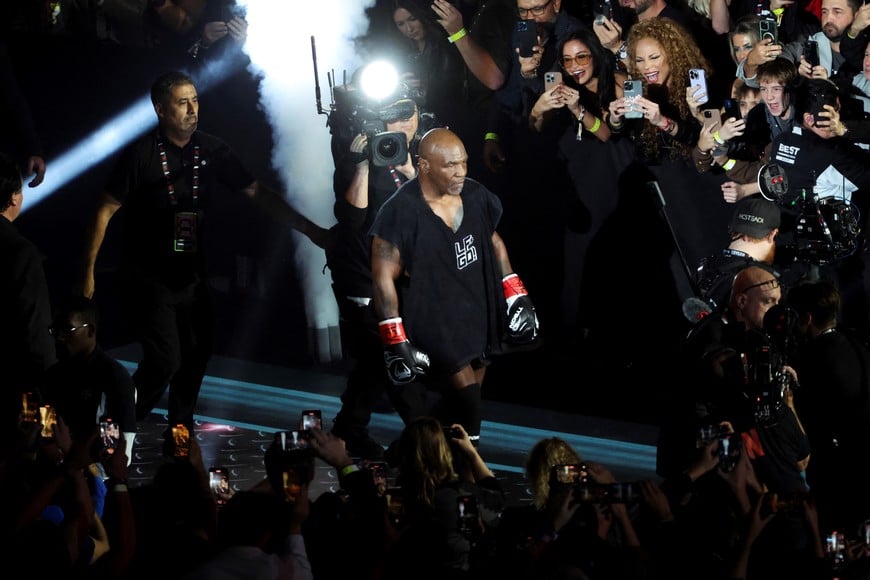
[377,137,399,159]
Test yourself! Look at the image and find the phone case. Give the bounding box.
[759,18,778,45]
[723,98,741,121]
[689,69,708,105]
[544,71,562,91]
[702,108,721,131]
[804,40,820,67]
[623,80,643,118]
[594,0,613,20]
[516,19,538,58]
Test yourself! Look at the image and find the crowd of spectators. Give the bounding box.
[5,0,870,577]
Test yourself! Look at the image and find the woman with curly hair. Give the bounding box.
[607,17,711,164]
[493,437,644,579]
[590,17,732,357]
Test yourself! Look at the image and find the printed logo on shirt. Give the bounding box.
[455,235,478,270]
[774,143,800,165]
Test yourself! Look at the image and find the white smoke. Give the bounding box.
[240,0,374,363]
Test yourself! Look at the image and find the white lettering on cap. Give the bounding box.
[738,213,764,224]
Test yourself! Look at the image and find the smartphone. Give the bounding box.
[457,495,479,537]
[39,405,57,439]
[623,79,643,118]
[276,430,307,451]
[209,467,231,506]
[299,409,322,432]
[702,108,722,132]
[810,89,835,124]
[442,425,462,439]
[281,465,307,503]
[827,531,846,569]
[804,39,820,68]
[385,486,404,528]
[544,71,563,92]
[717,433,741,472]
[172,423,190,458]
[369,461,388,490]
[759,17,778,45]
[20,391,39,424]
[516,19,538,58]
[100,417,121,454]
[594,0,613,23]
[551,463,585,484]
[689,68,709,105]
[723,97,741,121]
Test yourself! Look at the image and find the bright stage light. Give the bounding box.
[359,60,400,102]
[21,55,242,214]
[21,95,155,213]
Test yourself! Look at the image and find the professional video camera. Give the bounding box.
[758,163,862,266]
[310,39,418,168]
[329,79,415,167]
[739,303,800,426]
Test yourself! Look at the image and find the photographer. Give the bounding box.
[677,266,811,496]
[327,84,425,460]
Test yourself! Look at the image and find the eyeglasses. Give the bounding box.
[49,323,89,336]
[517,0,552,17]
[738,278,781,294]
[562,53,593,66]
[384,108,418,123]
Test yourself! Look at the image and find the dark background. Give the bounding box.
[4,18,701,430]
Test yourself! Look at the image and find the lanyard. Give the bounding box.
[157,136,200,207]
[387,165,404,189]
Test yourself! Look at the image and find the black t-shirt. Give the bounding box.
[369,177,506,373]
[105,129,254,286]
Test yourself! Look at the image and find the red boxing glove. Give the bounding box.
[379,317,430,385]
[502,274,539,344]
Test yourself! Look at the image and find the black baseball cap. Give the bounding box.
[730,197,781,238]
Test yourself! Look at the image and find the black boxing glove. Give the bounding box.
[379,317,430,385]
[503,273,539,344]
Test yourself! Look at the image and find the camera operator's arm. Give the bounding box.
[343,134,371,212]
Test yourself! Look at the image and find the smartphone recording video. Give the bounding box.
[172,423,190,458]
[100,418,121,454]
[299,409,322,432]
[20,391,39,424]
[209,467,231,506]
[39,405,57,439]
[276,430,308,451]
[623,79,643,118]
